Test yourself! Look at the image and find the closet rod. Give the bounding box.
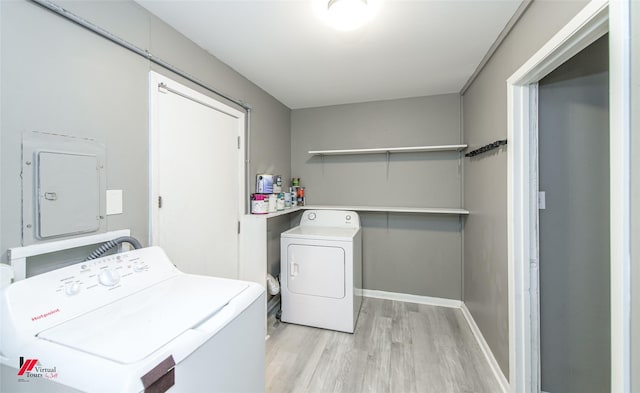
[465,139,507,157]
[158,83,242,119]
[28,0,252,112]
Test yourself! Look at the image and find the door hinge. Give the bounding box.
[237,136,241,149]
[237,221,241,234]
[158,196,163,208]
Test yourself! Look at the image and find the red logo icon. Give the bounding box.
[17,357,38,376]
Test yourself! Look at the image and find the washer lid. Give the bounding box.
[37,274,248,364]
[281,226,359,241]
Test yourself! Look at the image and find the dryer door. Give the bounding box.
[286,244,345,299]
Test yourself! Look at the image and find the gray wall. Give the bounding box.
[291,95,464,299]
[632,2,640,391]
[538,35,609,393]
[462,0,589,377]
[0,0,291,263]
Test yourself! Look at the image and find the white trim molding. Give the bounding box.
[362,289,462,309]
[608,0,632,391]
[461,304,509,393]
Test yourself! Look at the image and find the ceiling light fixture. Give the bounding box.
[319,0,379,31]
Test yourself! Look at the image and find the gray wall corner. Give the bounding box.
[461,0,591,378]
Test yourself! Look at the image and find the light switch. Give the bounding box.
[106,189,123,215]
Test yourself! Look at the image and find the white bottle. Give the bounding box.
[268,194,277,213]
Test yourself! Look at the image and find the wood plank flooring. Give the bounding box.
[266,298,500,393]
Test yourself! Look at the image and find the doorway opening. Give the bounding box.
[507,1,632,391]
[537,34,609,393]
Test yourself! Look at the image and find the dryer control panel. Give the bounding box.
[1,247,180,336]
[300,210,360,229]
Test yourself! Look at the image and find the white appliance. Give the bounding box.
[280,210,362,333]
[0,246,265,393]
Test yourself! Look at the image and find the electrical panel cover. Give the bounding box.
[36,151,101,238]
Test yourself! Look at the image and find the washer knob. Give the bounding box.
[98,269,121,287]
[308,212,316,220]
[346,215,351,221]
[132,262,146,272]
[64,282,81,296]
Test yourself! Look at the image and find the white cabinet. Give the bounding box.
[238,208,304,286]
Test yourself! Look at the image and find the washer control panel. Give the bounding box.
[52,252,153,297]
[3,246,179,334]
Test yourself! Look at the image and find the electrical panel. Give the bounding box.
[36,151,101,238]
[22,132,106,245]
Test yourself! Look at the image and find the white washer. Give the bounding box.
[0,246,265,393]
[280,210,362,333]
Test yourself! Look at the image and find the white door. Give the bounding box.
[287,244,345,299]
[150,72,245,279]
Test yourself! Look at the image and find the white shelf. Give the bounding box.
[302,205,469,215]
[246,207,304,219]
[246,205,469,216]
[308,144,467,156]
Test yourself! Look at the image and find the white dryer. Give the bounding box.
[280,210,362,333]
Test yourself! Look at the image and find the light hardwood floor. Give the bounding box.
[266,297,500,393]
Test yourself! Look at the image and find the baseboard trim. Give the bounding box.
[460,303,510,393]
[362,289,462,309]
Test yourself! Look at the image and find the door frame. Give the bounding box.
[148,71,246,265]
[506,1,631,392]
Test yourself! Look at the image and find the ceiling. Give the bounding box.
[136,0,523,109]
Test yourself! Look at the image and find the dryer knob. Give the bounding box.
[98,269,121,287]
[308,212,316,220]
[345,215,351,221]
